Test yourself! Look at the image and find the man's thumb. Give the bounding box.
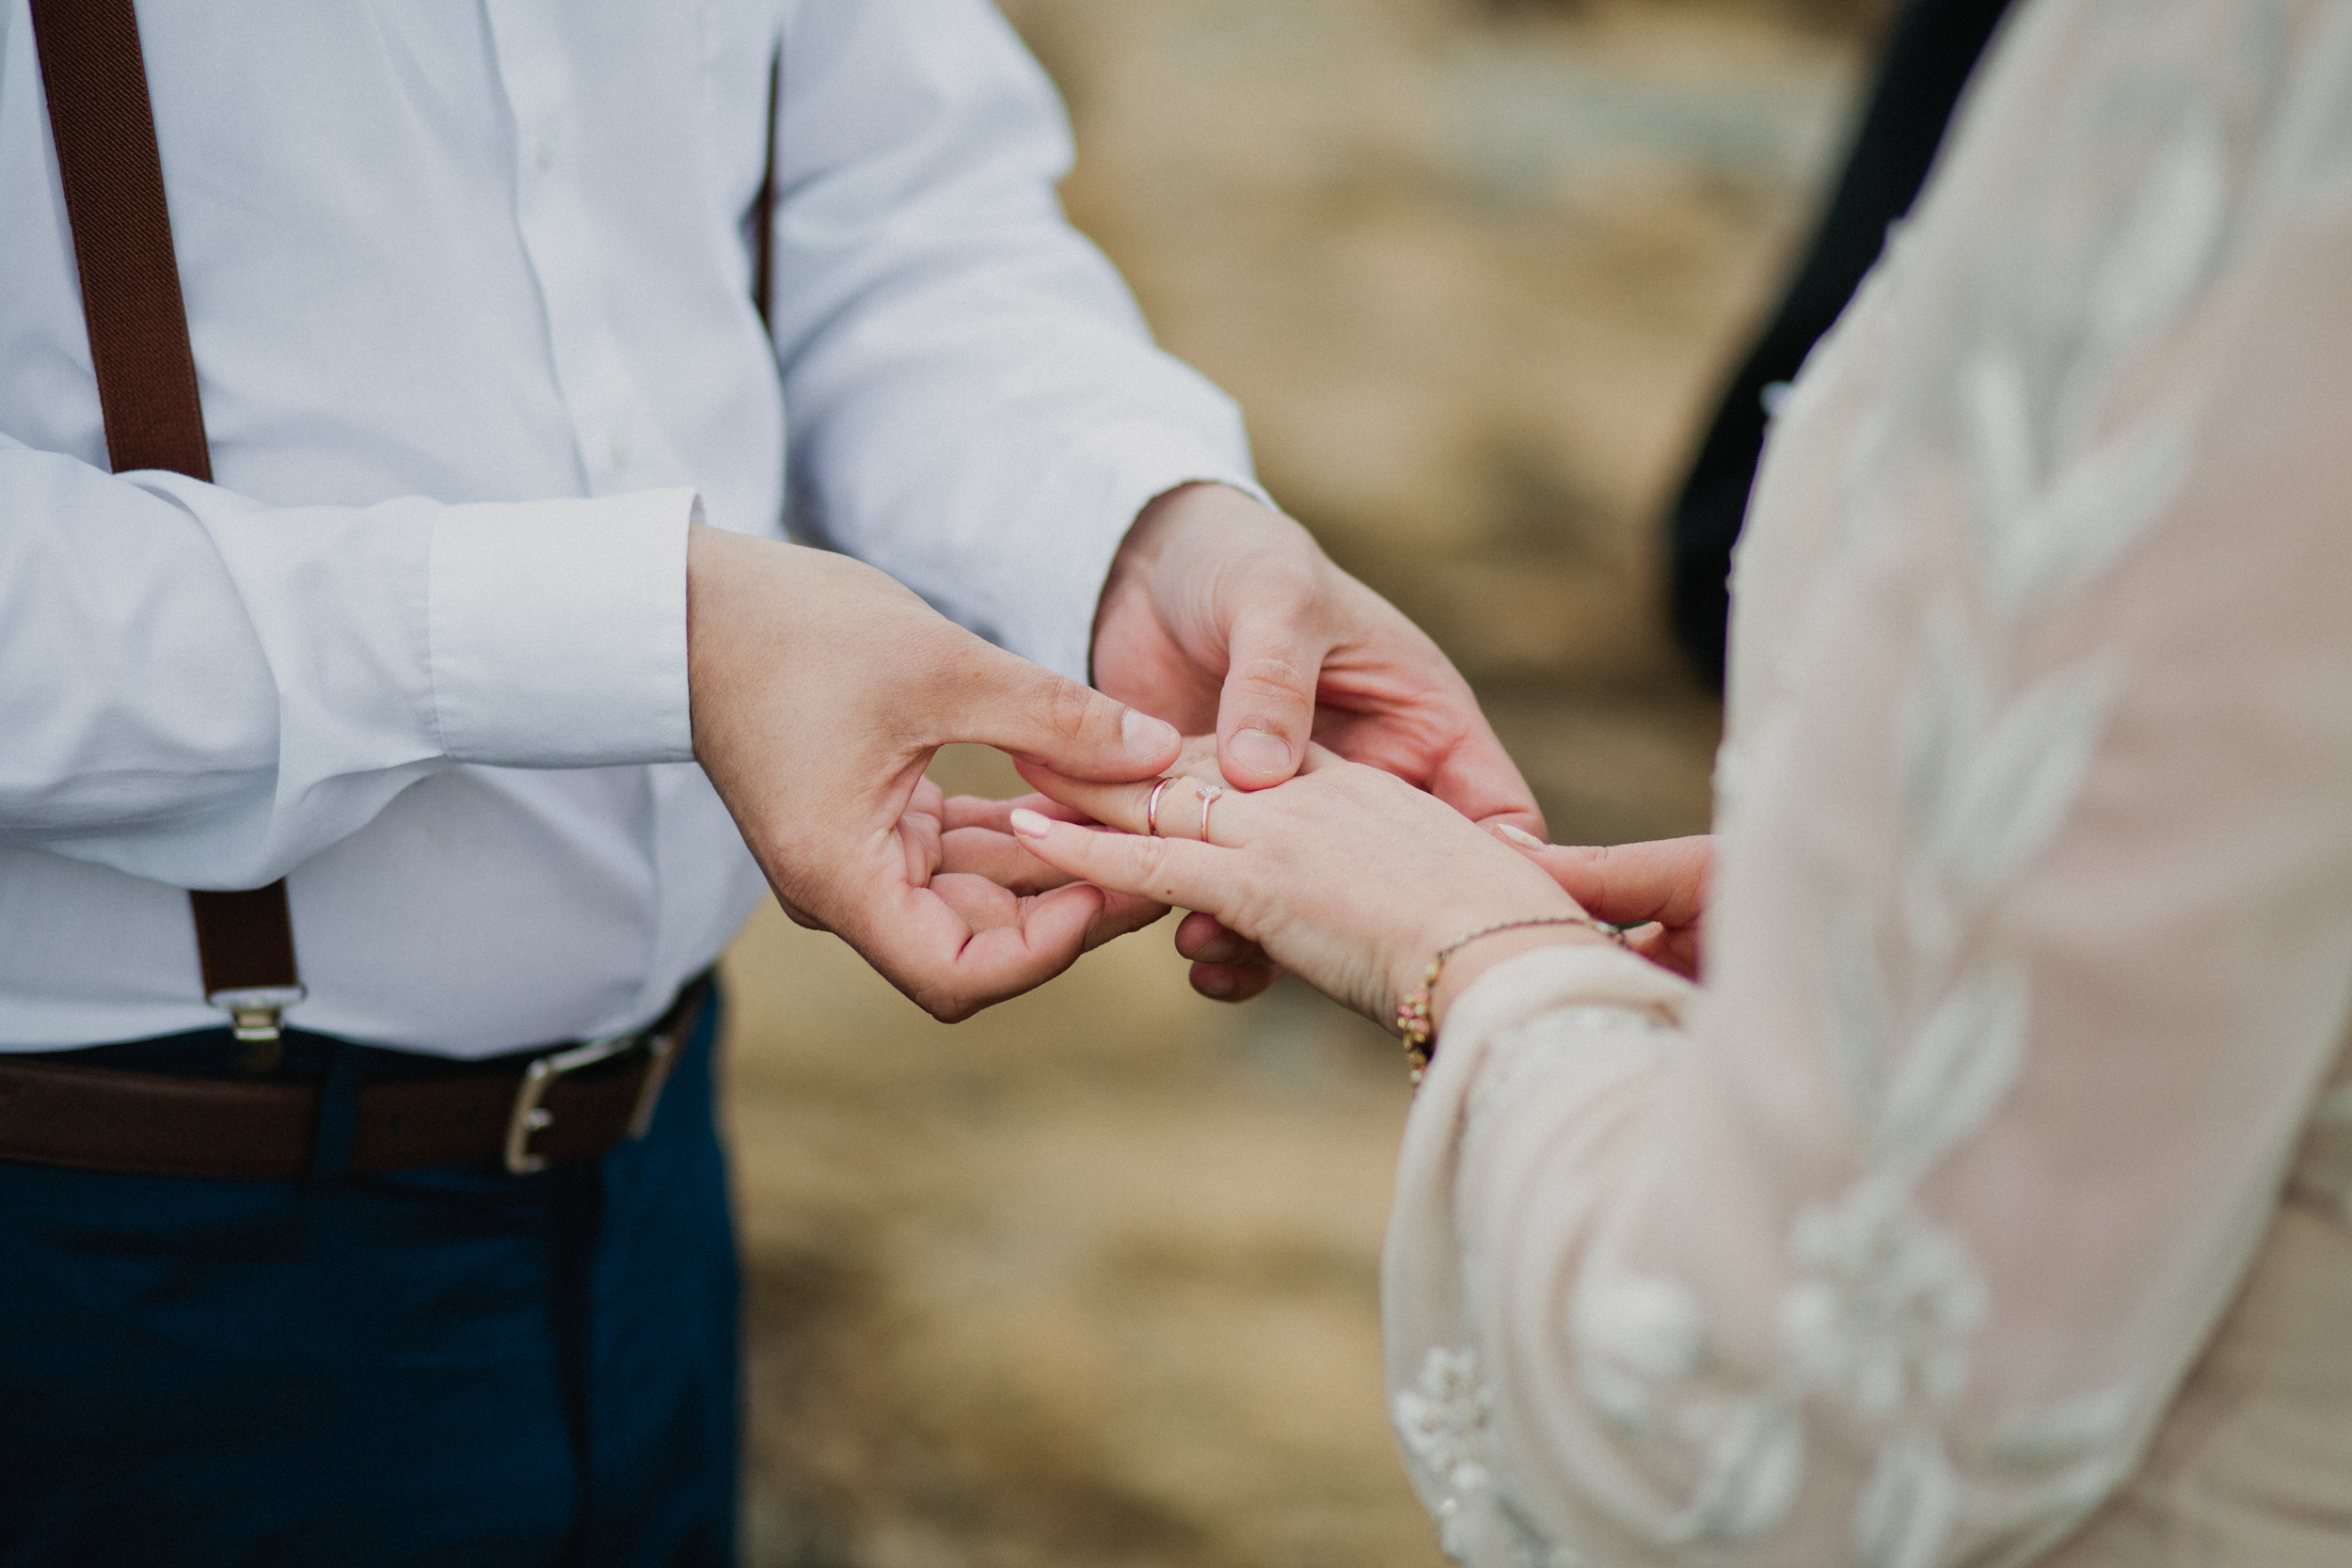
[1213,619,1325,790]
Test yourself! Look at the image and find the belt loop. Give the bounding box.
[310,1042,363,1181]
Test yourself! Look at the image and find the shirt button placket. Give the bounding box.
[485,0,682,499]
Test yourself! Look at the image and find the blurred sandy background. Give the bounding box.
[725,3,1884,1563]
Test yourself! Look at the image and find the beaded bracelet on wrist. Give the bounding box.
[1395,915,1628,1085]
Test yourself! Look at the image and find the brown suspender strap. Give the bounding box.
[33,0,303,1040]
[186,887,301,1001]
[29,0,209,482]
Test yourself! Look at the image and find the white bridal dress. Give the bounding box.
[1383,2,2352,1563]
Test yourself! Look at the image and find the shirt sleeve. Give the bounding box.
[0,436,694,889]
[1380,16,2352,1565]
[767,0,1269,685]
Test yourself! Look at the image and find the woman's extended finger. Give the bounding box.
[1009,808,1238,911]
[939,825,1083,895]
[940,792,1089,833]
[1013,752,1242,844]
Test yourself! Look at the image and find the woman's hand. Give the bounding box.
[933,784,1287,1001]
[1006,742,1608,1032]
[1492,831,1712,981]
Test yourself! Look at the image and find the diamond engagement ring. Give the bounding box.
[1195,784,1226,842]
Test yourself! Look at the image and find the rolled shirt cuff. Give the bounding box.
[428,488,698,768]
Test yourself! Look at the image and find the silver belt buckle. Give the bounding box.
[502,1022,682,1176]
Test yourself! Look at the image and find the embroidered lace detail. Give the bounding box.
[1536,6,2296,1560]
[1781,1176,1987,1420]
[1399,8,2352,1563]
[1397,1347,1501,1558]
[1400,1346,1626,1566]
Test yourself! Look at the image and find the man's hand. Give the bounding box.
[1090,482,1542,1000]
[689,524,1177,1022]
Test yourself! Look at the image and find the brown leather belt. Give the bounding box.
[0,981,708,1181]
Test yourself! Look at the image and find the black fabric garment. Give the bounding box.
[1665,0,2017,689]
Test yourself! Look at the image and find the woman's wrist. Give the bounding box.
[1388,907,1624,1082]
[1388,897,1567,1007]
[1428,923,1615,1028]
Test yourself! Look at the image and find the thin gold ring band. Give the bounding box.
[1145,776,1177,837]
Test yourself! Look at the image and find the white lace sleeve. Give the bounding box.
[1382,4,2352,1564]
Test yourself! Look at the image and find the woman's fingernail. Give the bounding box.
[1122,709,1178,754]
[1495,823,1547,848]
[1229,728,1290,778]
[1009,808,1051,839]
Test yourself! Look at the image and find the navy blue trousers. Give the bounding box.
[0,994,739,1568]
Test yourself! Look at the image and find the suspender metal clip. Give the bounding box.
[207,985,308,1043]
[208,984,307,1073]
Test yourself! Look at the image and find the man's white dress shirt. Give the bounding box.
[0,0,1259,1054]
